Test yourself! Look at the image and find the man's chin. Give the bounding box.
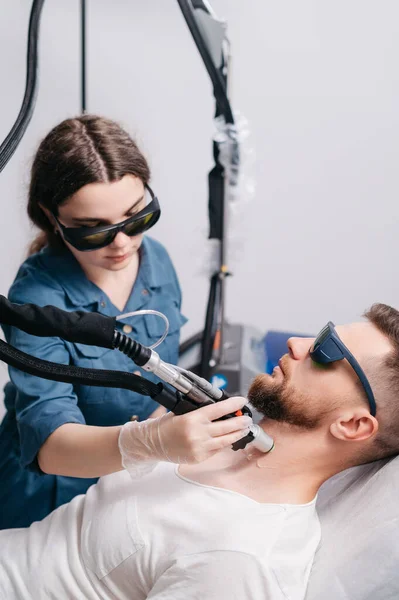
[247,374,285,419]
[248,373,324,430]
[248,373,279,398]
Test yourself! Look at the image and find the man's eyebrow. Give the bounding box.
[71,196,145,224]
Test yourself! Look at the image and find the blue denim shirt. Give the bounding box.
[0,236,186,528]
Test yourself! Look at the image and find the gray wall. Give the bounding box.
[1,0,399,414]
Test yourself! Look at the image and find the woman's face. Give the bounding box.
[55,175,147,273]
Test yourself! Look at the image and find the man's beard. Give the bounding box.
[247,373,324,430]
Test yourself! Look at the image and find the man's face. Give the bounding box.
[248,322,391,430]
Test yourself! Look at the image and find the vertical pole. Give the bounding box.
[215,46,232,366]
[80,0,87,113]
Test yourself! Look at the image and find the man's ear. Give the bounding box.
[330,408,378,442]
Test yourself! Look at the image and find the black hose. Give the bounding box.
[0,338,159,397]
[113,331,151,366]
[0,295,116,348]
[0,299,182,410]
[0,334,184,412]
[0,0,45,173]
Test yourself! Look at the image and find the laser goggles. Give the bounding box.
[310,321,376,416]
[52,185,160,252]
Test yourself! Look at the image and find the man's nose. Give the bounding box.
[287,336,315,360]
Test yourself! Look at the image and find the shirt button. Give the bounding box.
[142,289,149,296]
[123,324,132,334]
[130,414,139,422]
[100,301,106,308]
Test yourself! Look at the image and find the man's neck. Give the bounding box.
[180,419,344,505]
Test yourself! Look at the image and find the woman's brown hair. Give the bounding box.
[28,115,150,255]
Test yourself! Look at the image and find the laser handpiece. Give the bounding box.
[134,345,274,454]
[248,423,274,453]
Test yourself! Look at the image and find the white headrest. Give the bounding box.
[306,455,399,600]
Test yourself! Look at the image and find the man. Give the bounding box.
[1,303,397,600]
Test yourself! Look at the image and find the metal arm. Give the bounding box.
[177,0,233,123]
[177,1,239,373]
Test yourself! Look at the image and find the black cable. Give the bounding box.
[199,272,220,379]
[80,0,87,113]
[0,0,44,173]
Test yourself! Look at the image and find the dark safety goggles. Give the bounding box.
[309,321,376,416]
[52,185,160,252]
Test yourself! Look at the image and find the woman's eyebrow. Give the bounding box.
[70,196,145,224]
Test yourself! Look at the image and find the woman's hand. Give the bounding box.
[118,396,252,478]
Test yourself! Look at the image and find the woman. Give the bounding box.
[0,115,251,529]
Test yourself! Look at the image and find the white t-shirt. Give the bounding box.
[0,463,320,600]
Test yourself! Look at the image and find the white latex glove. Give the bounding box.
[118,396,252,478]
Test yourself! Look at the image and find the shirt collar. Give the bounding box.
[38,236,171,308]
[138,236,171,290]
